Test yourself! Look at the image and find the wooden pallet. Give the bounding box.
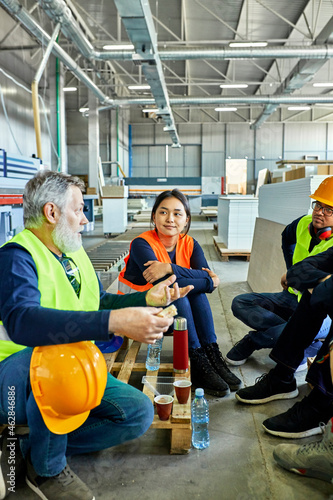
[0,342,192,454]
[213,236,251,262]
[105,339,192,455]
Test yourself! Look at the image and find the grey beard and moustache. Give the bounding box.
[52,213,82,253]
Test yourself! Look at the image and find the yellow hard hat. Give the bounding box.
[309,176,333,207]
[30,341,107,435]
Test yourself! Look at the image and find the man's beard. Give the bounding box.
[52,214,82,253]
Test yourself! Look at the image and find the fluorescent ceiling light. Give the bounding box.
[79,107,89,113]
[313,83,333,88]
[128,85,150,90]
[103,44,134,50]
[215,107,238,112]
[287,106,311,111]
[142,108,158,113]
[220,84,248,89]
[63,87,77,92]
[229,41,267,48]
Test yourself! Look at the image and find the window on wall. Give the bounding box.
[132,145,201,177]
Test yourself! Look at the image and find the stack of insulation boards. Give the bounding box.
[217,195,258,250]
[258,175,328,225]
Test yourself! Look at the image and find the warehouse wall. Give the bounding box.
[0,67,52,167]
[130,121,333,189]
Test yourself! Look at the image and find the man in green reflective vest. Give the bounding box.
[0,170,193,500]
[227,176,333,367]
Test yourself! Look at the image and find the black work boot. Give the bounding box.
[189,347,230,397]
[204,343,242,391]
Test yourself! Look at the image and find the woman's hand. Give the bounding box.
[202,267,220,289]
[143,260,173,284]
[146,274,193,307]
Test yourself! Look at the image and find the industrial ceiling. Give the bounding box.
[1,0,333,147]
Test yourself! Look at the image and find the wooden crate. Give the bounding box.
[104,339,192,455]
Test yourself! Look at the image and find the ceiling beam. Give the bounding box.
[251,16,333,129]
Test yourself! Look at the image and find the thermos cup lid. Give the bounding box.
[174,316,187,330]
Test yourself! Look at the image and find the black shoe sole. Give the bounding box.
[263,423,323,439]
[235,388,299,405]
[227,381,242,392]
[192,381,230,398]
[203,387,230,398]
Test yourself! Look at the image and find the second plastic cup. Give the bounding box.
[154,395,174,420]
[173,379,192,404]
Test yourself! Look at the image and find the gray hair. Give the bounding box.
[23,170,85,228]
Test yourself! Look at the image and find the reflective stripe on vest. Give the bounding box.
[0,229,100,361]
[288,215,333,299]
[118,230,194,294]
[0,325,11,341]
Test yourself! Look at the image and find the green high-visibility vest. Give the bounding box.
[0,229,99,361]
[288,214,333,299]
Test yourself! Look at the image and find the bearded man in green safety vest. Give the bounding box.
[226,176,333,368]
[0,170,193,500]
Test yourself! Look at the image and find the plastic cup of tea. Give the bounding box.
[154,395,174,420]
[173,379,192,404]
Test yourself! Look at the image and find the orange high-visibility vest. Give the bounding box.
[118,230,194,294]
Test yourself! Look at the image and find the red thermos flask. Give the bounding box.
[173,317,189,373]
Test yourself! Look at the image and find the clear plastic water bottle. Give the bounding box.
[191,388,210,449]
[146,337,163,371]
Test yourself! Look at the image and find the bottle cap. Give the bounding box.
[195,388,204,397]
[174,316,187,330]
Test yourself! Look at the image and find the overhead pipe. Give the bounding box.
[0,0,111,105]
[158,46,333,61]
[10,0,333,62]
[2,0,333,141]
[98,94,333,111]
[36,0,179,146]
[31,22,60,160]
[23,0,333,63]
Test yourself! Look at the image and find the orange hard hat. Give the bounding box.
[30,341,107,435]
[309,176,333,207]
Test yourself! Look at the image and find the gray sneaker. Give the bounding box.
[26,458,95,500]
[0,427,26,500]
[273,421,333,483]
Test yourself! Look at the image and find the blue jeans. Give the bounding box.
[231,290,330,349]
[173,293,216,350]
[0,348,154,477]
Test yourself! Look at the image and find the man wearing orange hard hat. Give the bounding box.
[227,176,333,367]
[0,171,193,500]
[234,176,333,445]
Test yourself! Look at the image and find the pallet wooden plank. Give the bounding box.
[170,428,192,455]
[103,351,120,372]
[116,341,141,383]
[213,237,250,261]
[111,362,173,373]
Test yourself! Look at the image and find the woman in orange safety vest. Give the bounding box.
[118,189,241,397]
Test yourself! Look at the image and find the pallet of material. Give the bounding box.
[213,236,250,262]
[200,207,218,220]
[105,339,192,455]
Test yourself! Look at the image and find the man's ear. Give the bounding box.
[43,202,60,224]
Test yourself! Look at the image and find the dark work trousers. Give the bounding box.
[270,287,333,397]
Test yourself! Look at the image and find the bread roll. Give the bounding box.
[157,304,177,318]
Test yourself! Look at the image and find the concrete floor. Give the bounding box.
[10,221,333,499]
